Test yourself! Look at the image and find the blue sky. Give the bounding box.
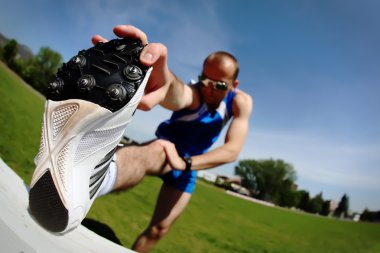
[1,0,379,212]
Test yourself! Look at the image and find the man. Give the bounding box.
[29,23,251,250]
[92,25,253,252]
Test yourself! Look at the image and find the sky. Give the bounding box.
[0,0,379,212]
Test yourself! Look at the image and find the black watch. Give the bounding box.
[181,155,192,171]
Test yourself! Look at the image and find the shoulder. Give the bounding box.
[187,83,202,110]
[232,89,253,116]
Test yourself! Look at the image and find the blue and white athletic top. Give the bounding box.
[156,83,236,156]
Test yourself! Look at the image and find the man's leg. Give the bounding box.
[131,184,191,253]
[110,140,170,192]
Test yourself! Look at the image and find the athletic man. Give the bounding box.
[92,25,253,253]
[29,23,252,251]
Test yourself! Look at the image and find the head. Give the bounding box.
[199,51,239,110]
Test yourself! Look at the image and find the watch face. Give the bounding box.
[182,156,192,171]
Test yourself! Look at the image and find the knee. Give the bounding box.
[146,224,171,240]
[148,140,165,157]
[146,140,166,164]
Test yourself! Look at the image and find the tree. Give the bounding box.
[0,45,4,60]
[321,200,332,216]
[361,208,380,222]
[297,190,310,211]
[23,47,62,93]
[278,189,299,208]
[235,159,297,205]
[307,192,324,214]
[3,39,18,66]
[334,194,349,218]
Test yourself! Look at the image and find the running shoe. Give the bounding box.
[29,38,152,233]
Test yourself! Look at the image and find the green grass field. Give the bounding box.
[1,61,380,253]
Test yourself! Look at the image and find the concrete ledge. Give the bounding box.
[0,158,135,253]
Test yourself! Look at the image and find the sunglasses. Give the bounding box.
[198,73,229,91]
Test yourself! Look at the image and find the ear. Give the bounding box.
[232,79,239,89]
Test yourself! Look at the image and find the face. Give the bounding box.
[199,56,238,110]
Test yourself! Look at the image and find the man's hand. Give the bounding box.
[92,25,174,111]
[154,139,187,171]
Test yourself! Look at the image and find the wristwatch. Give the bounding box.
[181,155,192,171]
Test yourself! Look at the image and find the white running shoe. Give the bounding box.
[29,38,152,234]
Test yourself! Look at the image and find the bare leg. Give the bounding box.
[132,185,191,253]
[112,140,170,192]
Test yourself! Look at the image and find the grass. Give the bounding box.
[1,61,380,253]
[0,61,44,181]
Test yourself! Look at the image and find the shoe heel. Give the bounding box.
[29,170,68,232]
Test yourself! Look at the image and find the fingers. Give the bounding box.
[154,140,186,170]
[114,25,167,66]
[91,35,108,45]
[92,26,166,67]
[138,74,171,111]
[113,25,148,44]
[91,25,171,112]
[137,43,170,110]
[140,42,167,66]
[91,25,148,47]
[137,89,167,111]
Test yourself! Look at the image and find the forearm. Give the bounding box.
[191,93,252,171]
[191,146,239,171]
[159,71,193,111]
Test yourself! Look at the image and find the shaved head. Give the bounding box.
[203,51,239,80]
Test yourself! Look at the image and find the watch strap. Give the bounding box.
[181,155,192,171]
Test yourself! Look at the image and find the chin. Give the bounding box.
[206,102,220,111]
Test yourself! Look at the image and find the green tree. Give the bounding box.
[235,159,297,205]
[321,200,332,216]
[0,45,4,60]
[307,192,324,214]
[334,194,349,218]
[278,189,300,208]
[23,47,62,93]
[3,39,18,66]
[360,208,380,222]
[297,190,310,211]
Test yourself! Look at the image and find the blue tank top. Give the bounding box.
[156,83,236,156]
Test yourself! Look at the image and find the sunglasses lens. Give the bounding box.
[199,74,229,91]
[216,82,228,90]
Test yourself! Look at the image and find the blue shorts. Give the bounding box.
[161,169,197,194]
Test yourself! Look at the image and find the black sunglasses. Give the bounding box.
[198,73,229,91]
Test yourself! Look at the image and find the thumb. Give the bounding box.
[137,86,168,111]
[91,35,108,45]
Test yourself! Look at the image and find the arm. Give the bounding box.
[159,72,196,111]
[191,91,253,170]
[158,90,253,170]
